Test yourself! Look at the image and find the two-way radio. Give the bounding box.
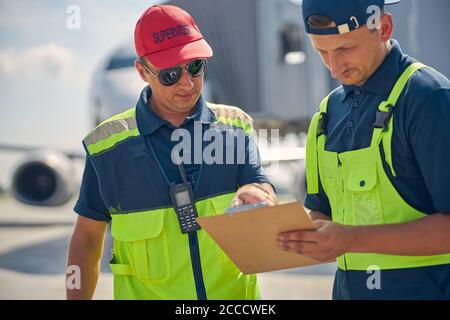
[169,164,201,234]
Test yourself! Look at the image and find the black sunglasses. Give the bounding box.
[138,58,207,86]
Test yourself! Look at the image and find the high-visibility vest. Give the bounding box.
[83,102,259,300]
[306,62,450,271]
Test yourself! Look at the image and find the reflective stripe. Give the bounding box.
[387,63,427,104]
[338,253,450,271]
[215,116,253,135]
[207,102,253,135]
[86,127,139,156]
[98,107,135,126]
[380,63,428,176]
[306,95,330,194]
[84,108,139,156]
[306,113,322,194]
[85,118,138,146]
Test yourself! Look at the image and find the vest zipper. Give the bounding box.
[188,232,208,300]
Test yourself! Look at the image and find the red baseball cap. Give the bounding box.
[134,5,213,69]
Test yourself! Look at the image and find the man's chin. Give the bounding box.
[338,72,367,86]
[175,93,200,105]
[174,100,199,112]
[339,77,362,86]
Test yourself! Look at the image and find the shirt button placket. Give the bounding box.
[353,89,360,108]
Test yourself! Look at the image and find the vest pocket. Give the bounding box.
[346,164,382,225]
[110,211,171,283]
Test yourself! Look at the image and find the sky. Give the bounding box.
[0,0,161,186]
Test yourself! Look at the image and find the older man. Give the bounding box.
[67,5,276,300]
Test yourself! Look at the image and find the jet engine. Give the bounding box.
[11,151,76,206]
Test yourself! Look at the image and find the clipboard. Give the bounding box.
[197,201,326,274]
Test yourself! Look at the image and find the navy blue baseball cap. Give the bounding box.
[302,0,400,35]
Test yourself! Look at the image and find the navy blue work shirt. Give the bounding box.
[305,40,450,300]
[74,86,271,222]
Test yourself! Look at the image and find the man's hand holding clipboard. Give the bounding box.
[197,201,332,274]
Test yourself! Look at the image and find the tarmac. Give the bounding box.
[0,196,336,300]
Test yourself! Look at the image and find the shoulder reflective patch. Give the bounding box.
[207,102,253,135]
[84,108,140,156]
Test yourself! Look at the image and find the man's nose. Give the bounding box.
[178,69,194,89]
[328,52,342,78]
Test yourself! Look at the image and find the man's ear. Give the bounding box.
[135,60,148,82]
[379,13,394,42]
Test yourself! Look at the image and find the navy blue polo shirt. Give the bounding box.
[305,40,450,299]
[74,86,271,222]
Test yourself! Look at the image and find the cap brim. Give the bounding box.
[385,0,400,5]
[146,38,213,69]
